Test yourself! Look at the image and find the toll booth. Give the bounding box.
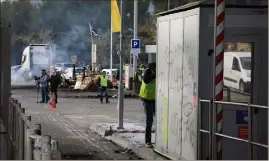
[155,0,268,160]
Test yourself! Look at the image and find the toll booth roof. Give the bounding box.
[157,0,267,17]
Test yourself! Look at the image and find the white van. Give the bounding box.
[223,52,251,92]
[101,69,118,77]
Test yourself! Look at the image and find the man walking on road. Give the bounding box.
[96,71,110,104]
[139,62,156,148]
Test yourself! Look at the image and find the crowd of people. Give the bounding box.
[34,62,156,149]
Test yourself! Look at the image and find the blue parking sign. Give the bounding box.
[131,39,141,55]
[131,39,140,49]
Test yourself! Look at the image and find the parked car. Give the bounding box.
[224,52,251,93]
[101,69,118,77]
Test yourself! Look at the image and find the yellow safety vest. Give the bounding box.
[99,75,108,87]
[139,79,156,100]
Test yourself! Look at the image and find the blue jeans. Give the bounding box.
[142,99,155,143]
[40,87,50,102]
[100,86,108,102]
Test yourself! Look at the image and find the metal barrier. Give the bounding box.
[224,87,251,102]
[197,99,268,160]
[7,97,62,160]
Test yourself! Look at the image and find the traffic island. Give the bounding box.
[87,122,166,160]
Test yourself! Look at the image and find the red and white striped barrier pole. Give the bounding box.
[214,0,225,159]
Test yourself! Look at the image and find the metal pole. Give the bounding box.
[247,102,252,159]
[41,135,52,160]
[18,108,25,160]
[110,18,113,81]
[89,22,94,44]
[89,22,96,72]
[118,0,124,129]
[0,8,3,160]
[132,0,138,94]
[15,105,20,159]
[24,116,32,160]
[51,140,60,160]
[33,124,42,160]
[213,0,225,159]
[25,129,34,160]
[208,100,213,159]
[197,98,201,159]
[7,98,14,159]
[0,2,2,108]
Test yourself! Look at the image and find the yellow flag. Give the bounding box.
[111,0,121,33]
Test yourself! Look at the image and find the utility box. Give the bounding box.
[155,1,267,160]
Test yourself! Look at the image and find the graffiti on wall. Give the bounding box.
[159,39,197,151]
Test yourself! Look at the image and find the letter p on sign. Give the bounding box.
[131,39,141,55]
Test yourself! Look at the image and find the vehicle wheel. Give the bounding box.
[239,80,245,92]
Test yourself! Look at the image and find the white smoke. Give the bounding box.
[11,66,36,87]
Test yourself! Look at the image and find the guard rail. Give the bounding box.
[7,96,62,160]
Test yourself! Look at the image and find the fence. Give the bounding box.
[198,99,268,160]
[224,87,251,102]
[6,96,62,160]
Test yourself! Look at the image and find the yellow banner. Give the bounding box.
[111,0,121,33]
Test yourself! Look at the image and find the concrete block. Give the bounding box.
[89,123,113,136]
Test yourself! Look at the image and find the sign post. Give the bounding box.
[131,39,141,56]
[131,39,141,94]
[71,55,77,80]
[91,44,97,71]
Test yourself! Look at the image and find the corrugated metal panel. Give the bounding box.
[155,8,200,160]
[155,17,170,156]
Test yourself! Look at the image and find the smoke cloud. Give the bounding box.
[11,0,109,85]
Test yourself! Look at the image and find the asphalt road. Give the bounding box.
[11,88,250,160]
[11,89,144,160]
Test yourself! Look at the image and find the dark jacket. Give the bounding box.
[143,62,156,84]
[49,75,61,90]
[142,68,155,84]
[141,63,156,102]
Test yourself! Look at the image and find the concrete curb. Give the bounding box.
[88,123,113,136]
[87,123,164,160]
[58,94,140,99]
[111,133,167,160]
[88,123,154,137]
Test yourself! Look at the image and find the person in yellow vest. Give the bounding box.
[139,62,156,148]
[96,71,110,103]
